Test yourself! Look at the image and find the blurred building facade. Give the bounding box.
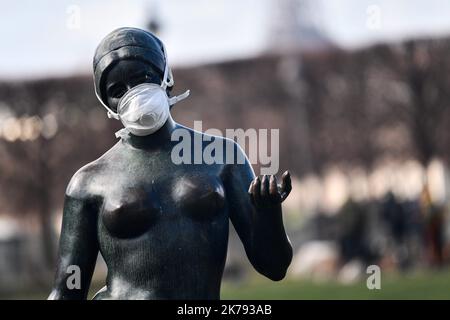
[2,33,450,294]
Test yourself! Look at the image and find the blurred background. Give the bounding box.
[2,0,450,299]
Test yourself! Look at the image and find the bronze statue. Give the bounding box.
[48,27,292,300]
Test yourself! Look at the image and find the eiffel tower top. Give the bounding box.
[268,0,332,53]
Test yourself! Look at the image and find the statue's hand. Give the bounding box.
[248,171,292,209]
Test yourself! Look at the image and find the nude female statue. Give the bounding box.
[48,27,292,300]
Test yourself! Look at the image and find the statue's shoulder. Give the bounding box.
[176,123,240,150]
[65,143,120,200]
[174,123,246,167]
[65,160,103,200]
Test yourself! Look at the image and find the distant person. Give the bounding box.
[420,186,444,267]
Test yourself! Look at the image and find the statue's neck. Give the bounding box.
[123,115,177,150]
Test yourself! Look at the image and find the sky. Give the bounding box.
[2,0,450,79]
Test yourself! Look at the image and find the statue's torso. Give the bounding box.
[89,138,230,299]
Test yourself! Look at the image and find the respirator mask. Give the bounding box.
[95,44,190,137]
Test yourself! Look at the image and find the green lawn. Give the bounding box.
[4,270,450,300]
[221,270,450,300]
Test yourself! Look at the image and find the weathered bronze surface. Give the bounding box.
[49,28,292,300]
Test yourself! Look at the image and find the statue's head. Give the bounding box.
[93,27,170,112]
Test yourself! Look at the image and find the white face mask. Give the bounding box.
[95,43,190,137]
[116,83,170,136]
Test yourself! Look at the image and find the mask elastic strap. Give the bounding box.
[93,81,120,120]
[160,43,189,106]
[169,89,190,106]
[160,43,174,90]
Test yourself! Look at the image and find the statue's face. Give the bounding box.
[103,60,162,112]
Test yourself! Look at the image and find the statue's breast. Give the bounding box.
[101,185,162,239]
[171,174,226,221]
[100,174,225,238]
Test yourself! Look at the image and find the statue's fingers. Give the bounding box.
[248,180,256,205]
[253,176,261,204]
[280,171,292,202]
[261,175,270,198]
[269,175,279,200]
